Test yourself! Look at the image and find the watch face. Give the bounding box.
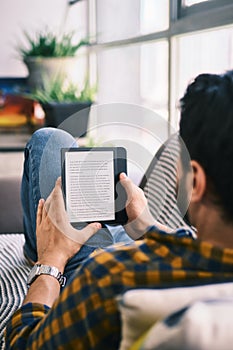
[27,264,40,285]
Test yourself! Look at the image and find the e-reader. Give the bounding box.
[61,147,128,225]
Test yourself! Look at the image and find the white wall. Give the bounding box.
[0,0,87,77]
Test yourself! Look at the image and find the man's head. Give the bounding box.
[179,70,233,226]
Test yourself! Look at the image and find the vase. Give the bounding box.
[42,101,92,137]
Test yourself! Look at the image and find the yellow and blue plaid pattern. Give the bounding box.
[5,227,233,349]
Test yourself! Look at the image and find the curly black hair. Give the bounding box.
[179,70,233,222]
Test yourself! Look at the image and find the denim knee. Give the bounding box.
[28,127,76,150]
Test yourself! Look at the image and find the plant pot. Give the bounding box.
[24,56,80,90]
[42,101,92,137]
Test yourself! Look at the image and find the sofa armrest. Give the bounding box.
[0,176,23,233]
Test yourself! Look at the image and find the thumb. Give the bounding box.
[56,176,62,187]
[54,176,62,195]
[80,222,102,243]
[53,176,65,203]
[119,173,134,199]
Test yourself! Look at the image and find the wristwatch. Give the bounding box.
[27,264,66,287]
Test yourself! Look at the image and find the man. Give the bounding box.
[5,71,233,349]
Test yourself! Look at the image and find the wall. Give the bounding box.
[0,0,87,77]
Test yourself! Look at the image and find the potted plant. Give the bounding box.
[29,74,96,137]
[18,29,90,90]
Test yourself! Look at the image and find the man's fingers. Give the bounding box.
[80,222,102,243]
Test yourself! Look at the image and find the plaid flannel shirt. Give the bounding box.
[5,227,233,350]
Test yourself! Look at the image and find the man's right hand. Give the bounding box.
[119,173,155,240]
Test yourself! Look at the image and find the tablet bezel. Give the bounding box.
[61,147,128,225]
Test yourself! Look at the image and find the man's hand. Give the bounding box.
[120,173,173,239]
[119,173,155,239]
[36,177,101,272]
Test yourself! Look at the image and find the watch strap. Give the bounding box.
[27,264,66,287]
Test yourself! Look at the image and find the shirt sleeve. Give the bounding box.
[5,303,50,349]
[4,255,122,350]
[147,224,197,239]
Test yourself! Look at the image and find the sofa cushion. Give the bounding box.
[118,283,233,350]
[130,298,233,350]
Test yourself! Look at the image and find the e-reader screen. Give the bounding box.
[61,147,128,225]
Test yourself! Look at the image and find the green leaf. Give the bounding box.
[18,29,90,58]
[27,74,95,103]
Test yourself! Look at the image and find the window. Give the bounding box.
[96,0,169,43]
[97,44,141,104]
[171,25,233,127]
[175,26,233,96]
[88,0,233,131]
[96,0,141,43]
[140,40,168,118]
[96,40,169,118]
[93,0,170,119]
[140,0,169,34]
[179,0,233,17]
[183,0,212,6]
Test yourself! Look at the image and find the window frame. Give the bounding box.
[87,0,233,131]
[178,0,233,18]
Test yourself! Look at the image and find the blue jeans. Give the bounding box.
[21,127,132,281]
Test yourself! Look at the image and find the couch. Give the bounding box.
[1,136,233,350]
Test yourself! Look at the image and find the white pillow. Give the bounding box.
[117,283,233,350]
[139,298,233,350]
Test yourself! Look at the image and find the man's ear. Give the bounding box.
[190,160,206,202]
